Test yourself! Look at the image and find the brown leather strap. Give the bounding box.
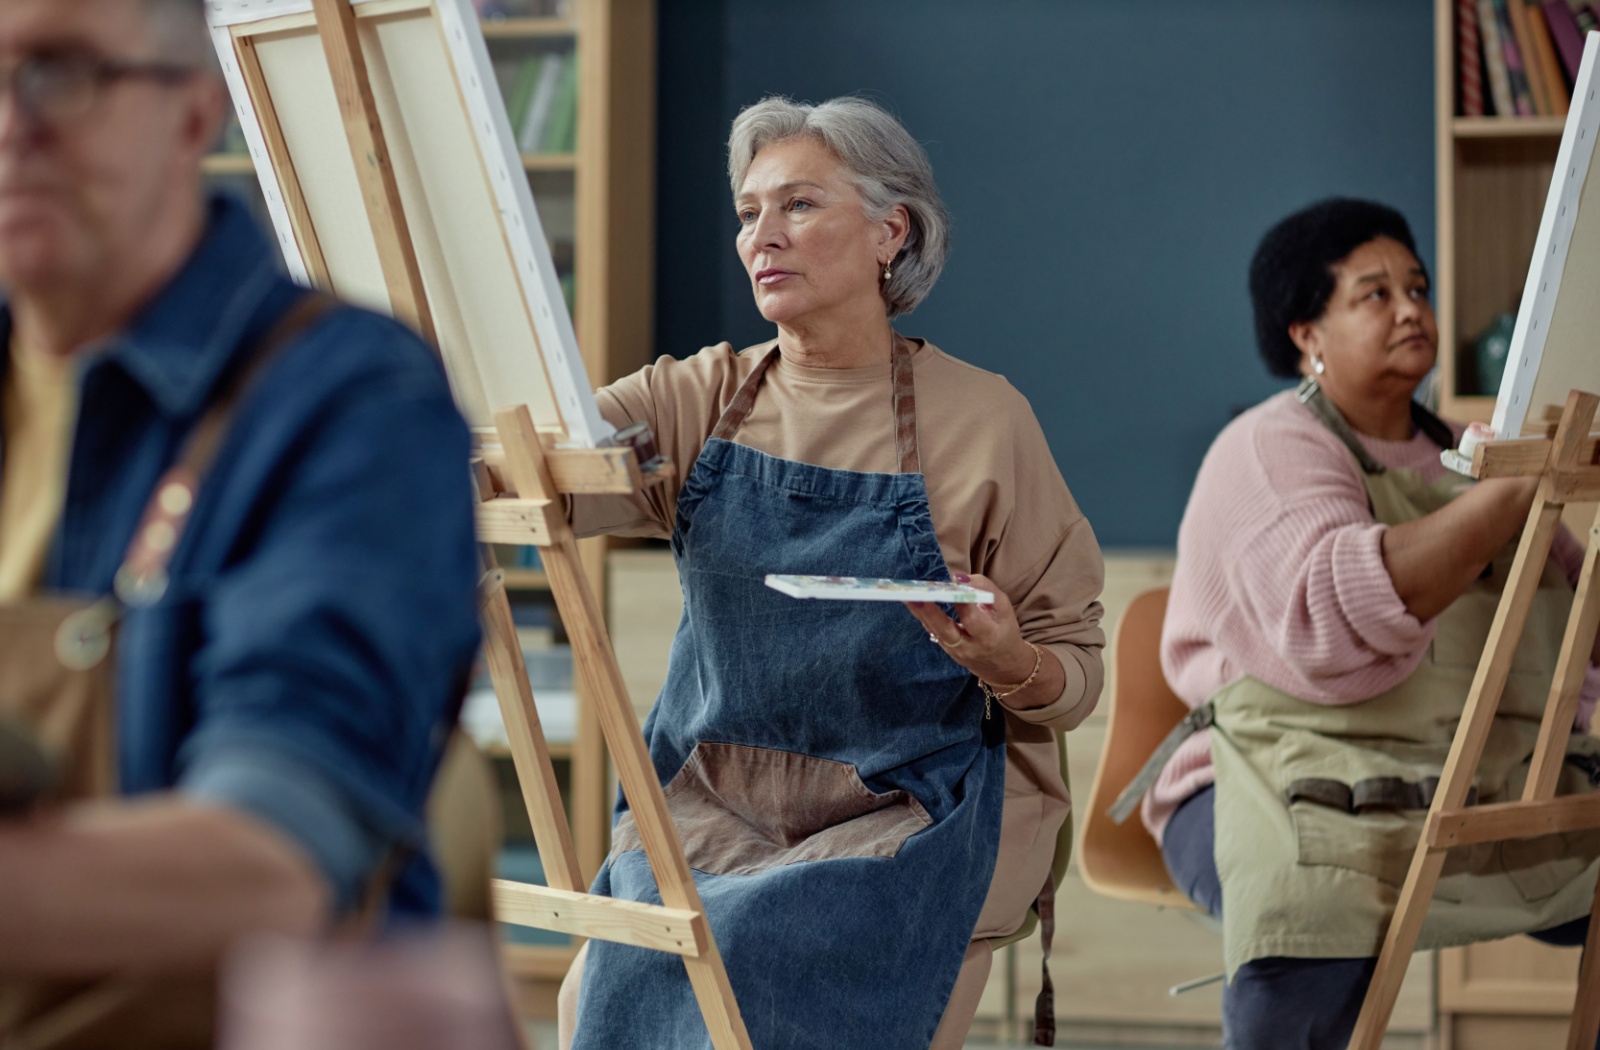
[115,293,337,605]
[708,335,922,474]
[708,345,777,443]
[1031,868,1057,1046]
[1285,775,1478,813]
[889,335,919,474]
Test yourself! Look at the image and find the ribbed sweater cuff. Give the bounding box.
[1330,523,1429,656]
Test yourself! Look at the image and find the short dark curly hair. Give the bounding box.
[1248,198,1425,379]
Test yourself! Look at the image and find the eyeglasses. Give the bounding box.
[0,49,197,128]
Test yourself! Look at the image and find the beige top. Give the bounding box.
[0,344,77,600]
[574,337,1106,936]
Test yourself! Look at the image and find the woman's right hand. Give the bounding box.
[1381,474,1541,622]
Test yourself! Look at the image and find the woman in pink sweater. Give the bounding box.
[1142,199,1600,1050]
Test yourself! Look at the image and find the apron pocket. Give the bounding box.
[1289,801,1424,888]
[611,742,932,876]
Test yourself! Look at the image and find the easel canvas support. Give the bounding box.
[208,2,753,1045]
[1351,389,1600,1050]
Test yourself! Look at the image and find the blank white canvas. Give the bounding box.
[1493,31,1600,439]
[207,0,613,446]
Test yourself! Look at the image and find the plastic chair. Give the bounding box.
[1078,587,1199,912]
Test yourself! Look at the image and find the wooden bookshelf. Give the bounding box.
[1433,5,1583,1044]
[1433,2,1567,426]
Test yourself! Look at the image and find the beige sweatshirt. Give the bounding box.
[0,345,76,600]
[573,337,1106,936]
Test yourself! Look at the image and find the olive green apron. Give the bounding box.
[1207,381,1600,976]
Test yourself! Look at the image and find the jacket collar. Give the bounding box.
[0,194,282,419]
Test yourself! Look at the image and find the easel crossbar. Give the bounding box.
[1427,793,1600,849]
[493,881,708,958]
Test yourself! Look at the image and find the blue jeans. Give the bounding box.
[1161,786,1595,1050]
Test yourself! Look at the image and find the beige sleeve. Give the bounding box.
[983,409,1106,732]
[568,345,744,539]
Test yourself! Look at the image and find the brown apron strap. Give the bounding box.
[1031,868,1057,1046]
[708,335,923,474]
[890,335,920,475]
[708,344,779,443]
[115,292,337,605]
[1285,775,1478,813]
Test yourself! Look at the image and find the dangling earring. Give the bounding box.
[882,258,894,281]
[1312,355,1326,376]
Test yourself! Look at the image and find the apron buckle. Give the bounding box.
[53,598,123,672]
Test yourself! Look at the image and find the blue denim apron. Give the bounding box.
[573,340,1006,1049]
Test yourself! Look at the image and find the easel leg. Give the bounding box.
[1526,504,1600,801]
[1348,492,1567,1049]
[1567,867,1600,1050]
[479,554,586,893]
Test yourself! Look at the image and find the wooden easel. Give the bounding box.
[289,3,755,1046]
[1350,389,1600,1050]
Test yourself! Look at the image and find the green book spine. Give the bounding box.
[506,55,543,138]
[541,53,580,155]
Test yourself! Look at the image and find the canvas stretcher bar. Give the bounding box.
[207,0,614,447]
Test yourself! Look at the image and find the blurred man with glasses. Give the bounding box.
[0,1,481,1041]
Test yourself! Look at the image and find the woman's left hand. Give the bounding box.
[903,573,1039,687]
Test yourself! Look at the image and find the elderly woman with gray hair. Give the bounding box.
[559,96,1104,1049]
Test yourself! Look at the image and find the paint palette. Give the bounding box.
[763,575,994,603]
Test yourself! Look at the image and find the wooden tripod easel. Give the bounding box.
[278,3,754,1045]
[1350,389,1600,1050]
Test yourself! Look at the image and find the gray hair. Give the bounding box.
[143,0,219,70]
[728,96,949,316]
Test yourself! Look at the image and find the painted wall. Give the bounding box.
[654,0,1435,547]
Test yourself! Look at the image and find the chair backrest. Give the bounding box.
[1078,587,1200,911]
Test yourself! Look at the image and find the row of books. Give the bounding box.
[494,50,580,154]
[1457,0,1596,117]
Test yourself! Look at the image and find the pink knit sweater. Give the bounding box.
[1143,390,1598,842]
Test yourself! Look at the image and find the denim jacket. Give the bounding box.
[0,195,482,913]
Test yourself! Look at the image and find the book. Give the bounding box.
[504,55,543,139]
[518,52,564,153]
[1479,0,1519,114]
[1494,0,1539,114]
[1573,2,1599,35]
[540,52,580,155]
[1544,0,1587,79]
[1526,3,1571,113]
[763,575,995,604]
[1460,0,1486,116]
[1507,0,1553,113]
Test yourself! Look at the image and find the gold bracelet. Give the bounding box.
[979,642,1043,719]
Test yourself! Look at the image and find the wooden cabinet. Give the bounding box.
[204,0,657,1011]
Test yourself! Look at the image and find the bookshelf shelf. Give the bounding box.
[1452,115,1567,137]
[202,153,256,176]
[480,17,577,40]
[521,153,578,171]
[502,568,551,590]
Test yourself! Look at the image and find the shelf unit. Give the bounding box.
[1433,3,1585,1045]
[1433,3,1565,425]
[203,0,658,1012]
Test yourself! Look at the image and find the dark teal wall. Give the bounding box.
[654,0,1435,547]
